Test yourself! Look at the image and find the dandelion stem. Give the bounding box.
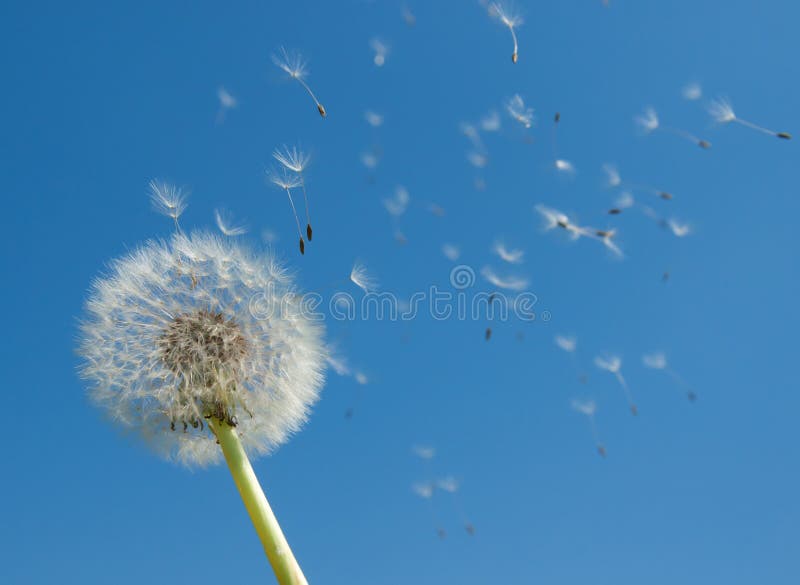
[209,419,308,585]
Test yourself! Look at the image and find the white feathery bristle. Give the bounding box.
[492,241,525,264]
[481,110,501,132]
[364,110,384,127]
[555,159,576,175]
[505,94,534,129]
[642,352,668,370]
[271,47,308,79]
[571,399,596,417]
[217,87,237,109]
[682,82,702,101]
[412,482,434,499]
[149,180,188,221]
[442,243,461,261]
[214,208,248,237]
[668,219,692,237]
[350,261,379,293]
[436,476,460,493]
[555,335,577,353]
[595,355,622,373]
[383,185,410,217]
[603,164,622,188]
[370,38,389,67]
[708,97,736,123]
[635,107,660,133]
[480,266,529,291]
[467,151,488,168]
[412,444,436,460]
[273,145,311,174]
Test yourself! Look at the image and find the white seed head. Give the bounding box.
[506,94,534,129]
[708,97,736,123]
[78,232,327,466]
[149,180,188,221]
[271,47,309,80]
[268,168,303,190]
[480,266,529,291]
[571,399,596,417]
[534,204,570,231]
[214,208,248,237]
[555,335,577,353]
[364,110,384,127]
[442,243,461,261]
[492,241,525,264]
[682,82,702,101]
[642,351,668,370]
[350,261,379,293]
[273,145,311,174]
[635,107,660,133]
[595,355,622,374]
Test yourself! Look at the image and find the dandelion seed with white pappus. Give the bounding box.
[492,240,524,264]
[364,110,384,127]
[594,355,637,415]
[708,97,791,140]
[481,110,501,132]
[370,38,389,67]
[642,351,696,401]
[506,94,534,129]
[273,145,314,242]
[214,208,248,237]
[268,168,306,255]
[383,185,410,218]
[682,82,702,101]
[216,86,237,124]
[571,399,606,457]
[480,266,529,291]
[635,106,711,149]
[667,219,692,238]
[78,231,326,585]
[350,261,379,293]
[489,2,522,63]
[271,47,327,118]
[442,243,461,261]
[149,179,188,232]
[435,476,476,536]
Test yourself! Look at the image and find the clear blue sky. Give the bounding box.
[1,1,799,583]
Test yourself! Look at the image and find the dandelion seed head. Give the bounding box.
[268,168,303,190]
[442,243,461,261]
[480,266,529,291]
[149,180,188,221]
[271,47,308,80]
[370,38,389,67]
[78,231,326,466]
[571,399,596,417]
[642,351,668,370]
[555,335,577,353]
[489,2,523,28]
[506,94,534,129]
[273,145,311,174]
[492,241,525,264]
[214,209,248,237]
[636,107,660,133]
[709,97,736,123]
[350,261,379,293]
[682,82,702,101]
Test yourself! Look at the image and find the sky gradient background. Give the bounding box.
[1,1,799,583]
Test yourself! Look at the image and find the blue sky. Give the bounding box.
[1,1,799,583]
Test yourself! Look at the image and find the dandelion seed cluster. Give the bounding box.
[79,231,326,466]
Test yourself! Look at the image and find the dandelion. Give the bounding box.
[642,351,696,401]
[467,151,488,168]
[571,399,606,457]
[606,166,675,201]
[594,355,637,415]
[149,179,188,232]
[682,82,702,101]
[271,47,327,118]
[370,38,389,67]
[273,145,314,242]
[360,151,380,170]
[442,243,461,261]
[267,168,306,254]
[213,208,248,237]
[325,353,351,377]
[216,86,238,124]
[555,159,576,175]
[492,241,525,264]
[481,110,501,132]
[350,261,379,293]
[480,266,529,291]
[364,110,384,127]
[635,106,711,149]
[402,4,416,26]
[383,185,410,217]
[261,228,279,244]
[603,163,622,188]
[506,94,534,129]
[667,219,691,237]
[436,476,476,536]
[534,204,586,240]
[595,229,623,258]
[708,97,791,140]
[78,231,326,584]
[555,335,576,353]
[411,482,447,539]
[489,2,523,63]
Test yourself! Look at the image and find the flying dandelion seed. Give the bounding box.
[607,166,675,201]
[412,444,436,460]
[442,243,461,261]
[555,159,576,175]
[350,261,379,293]
[489,2,523,63]
[551,113,577,174]
[370,38,389,67]
[708,97,791,140]
[594,355,637,415]
[267,168,306,255]
[467,151,488,169]
[325,352,351,377]
[571,399,606,457]
[411,482,447,539]
[383,185,410,217]
[271,46,327,117]
[635,106,711,149]
[555,335,576,353]
[603,163,622,188]
[78,231,326,583]
[534,204,587,240]
[667,219,692,237]
[149,179,189,233]
[682,82,702,101]
[643,351,697,401]
[364,110,384,127]
[492,241,525,264]
[360,151,380,170]
[261,229,279,244]
[505,94,534,129]
[436,476,476,536]
[460,122,486,152]
[481,110,501,132]
[402,4,416,26]
[216,86,237,124]
[480,266,529,291]
[214,208,248,237]
[273,145,314,242]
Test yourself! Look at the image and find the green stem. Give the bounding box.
[209,418,308,585]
